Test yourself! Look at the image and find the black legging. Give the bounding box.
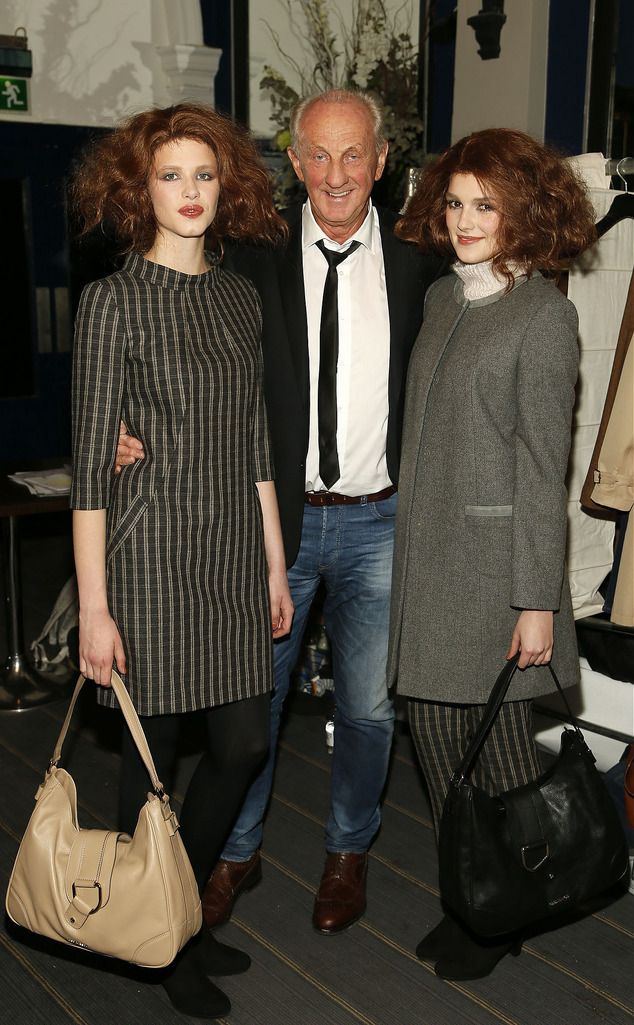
[118,692,270,891]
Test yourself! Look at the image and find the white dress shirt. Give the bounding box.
[302,201,391,496]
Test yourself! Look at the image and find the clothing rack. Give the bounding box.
[606,157,634,177]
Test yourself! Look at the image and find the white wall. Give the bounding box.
[451,0,549,141]
[249,0,420,138]
[2,0,421,134]
[0,0,219,126]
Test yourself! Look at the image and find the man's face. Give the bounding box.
[288,99,388,243]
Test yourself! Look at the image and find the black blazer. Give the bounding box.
[225,205,442,567]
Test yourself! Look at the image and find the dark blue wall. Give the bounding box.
[426,0,456,154]
[200,0,249,124]
[0,123,107,461]
[616,0,634,87]
[545,0,591,154]
[200,0,232,116]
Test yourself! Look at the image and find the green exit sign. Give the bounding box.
[0,76,28,112]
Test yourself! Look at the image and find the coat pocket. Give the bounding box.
[465,506,513,581]
[465,505,513,517]
[106,494,149,562]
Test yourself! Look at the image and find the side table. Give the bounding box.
[0,469,71,710]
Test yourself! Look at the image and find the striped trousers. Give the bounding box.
[408,698,542,838]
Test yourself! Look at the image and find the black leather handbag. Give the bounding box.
[438,656,629,938]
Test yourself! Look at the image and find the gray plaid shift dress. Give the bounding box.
[71,253,274,715]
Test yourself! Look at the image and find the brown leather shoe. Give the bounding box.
[202,852,262,928]
[312,852,368,934]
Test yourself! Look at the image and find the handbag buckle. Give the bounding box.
[521,841,549,872]
[71,880,102,914]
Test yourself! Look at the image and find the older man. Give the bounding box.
[118,90,441,932]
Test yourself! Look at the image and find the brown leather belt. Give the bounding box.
[304,485,397,507]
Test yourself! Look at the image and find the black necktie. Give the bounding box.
[315,239,361,488]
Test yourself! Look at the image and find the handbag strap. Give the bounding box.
[452,655,585,786]
[49,671,165,797]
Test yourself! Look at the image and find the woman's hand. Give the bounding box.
[79,607,127,686]
[507,610,554,669]
[255,481,294,639]
[268,568,294,639]
[114,420,145,475]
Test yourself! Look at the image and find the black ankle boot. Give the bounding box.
[161,942,231,1018]
[415,915,465,961]
[195,926,251,976]
[434,922,521,980]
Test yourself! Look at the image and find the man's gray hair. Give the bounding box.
[289,89,387,155]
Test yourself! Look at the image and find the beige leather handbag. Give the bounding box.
[5,671,202,968]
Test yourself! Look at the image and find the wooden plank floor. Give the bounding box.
[1,688,632,1025]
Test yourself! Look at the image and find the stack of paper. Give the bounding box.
[8,467,72,497]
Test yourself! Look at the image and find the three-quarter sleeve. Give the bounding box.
[510,296,579,609]
[249,285,274,483]
[70,279,127,510]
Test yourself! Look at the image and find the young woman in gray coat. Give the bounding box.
[389,128,596,980]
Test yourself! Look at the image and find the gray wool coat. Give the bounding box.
[387,272,581,704]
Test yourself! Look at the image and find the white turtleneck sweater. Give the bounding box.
[452,259,525,300]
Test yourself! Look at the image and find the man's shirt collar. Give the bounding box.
[301,200,376,254]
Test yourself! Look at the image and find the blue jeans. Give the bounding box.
[221,493,396,858]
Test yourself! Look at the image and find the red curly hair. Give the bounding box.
[70,103,286,251]
[396,128,596,281]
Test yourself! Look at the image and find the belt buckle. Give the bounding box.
[306,491,336,505]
